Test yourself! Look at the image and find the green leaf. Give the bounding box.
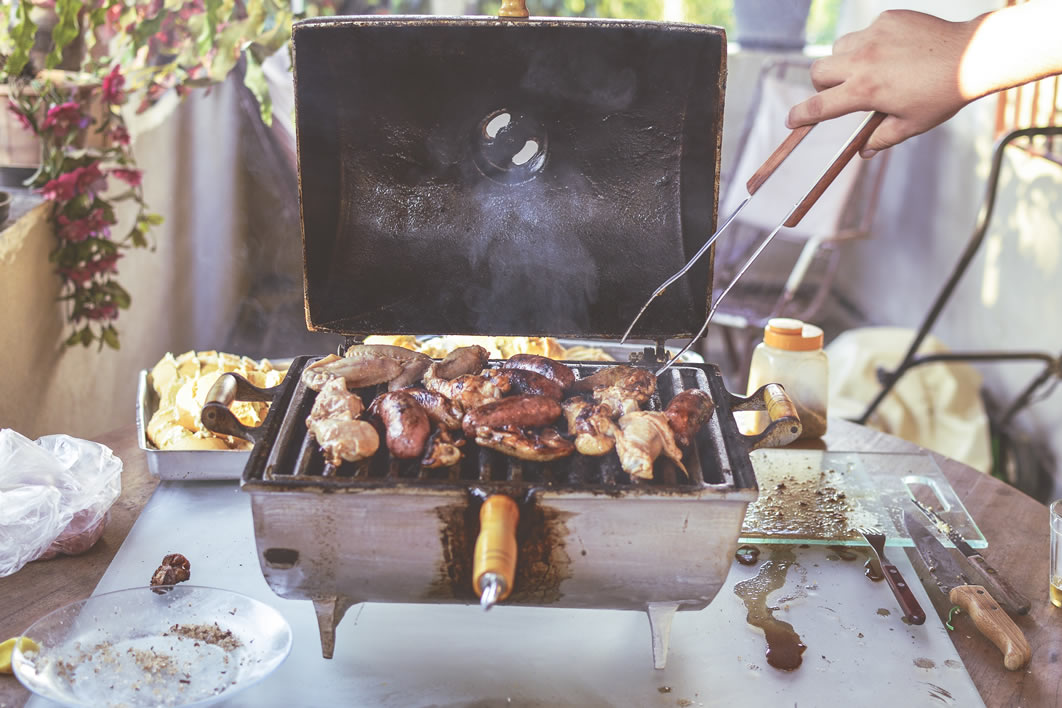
[79,326,94,347]
[128,227,148,248]
[102,326,120,350]
[4,2,36,78]
[242,50,273,126]
[108,282,132,309]
[65,330,82,347]
[144,213,165,226]
[198,0,226,56]
[47,0,84,69]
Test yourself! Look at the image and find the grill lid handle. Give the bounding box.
[728,383,803,451]
[201,372,284,446]
[498,0,529,18]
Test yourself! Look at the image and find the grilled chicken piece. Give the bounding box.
[368,390,432,459]
[664,389,715,448]
[424,345,490,381]
[462,395,563,437]
[343,344,433,390]
[403,388,464,431]
[302,353,405,392]
[424,372,508,415]
[306,377,365,425]
[502,353,576,391]
[561,397,618,456]
[422,427,464,468]
[614,411,687,480]
[308,419,380,466]
[473,426,575,462]
[573,366,656,417]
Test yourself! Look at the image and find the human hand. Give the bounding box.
[786,10,982,157]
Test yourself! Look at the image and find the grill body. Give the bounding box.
[221,357,784,667]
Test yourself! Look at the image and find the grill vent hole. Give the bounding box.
[264,547,300,569]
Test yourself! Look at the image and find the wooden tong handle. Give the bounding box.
[784,111,886,228]
[745,124,814,195]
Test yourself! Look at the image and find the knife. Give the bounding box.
[903,510,1031,671]
[911,499,1031,615]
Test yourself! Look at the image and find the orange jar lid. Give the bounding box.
[763,317,824,351]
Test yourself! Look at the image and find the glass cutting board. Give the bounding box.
[739,449,986,548]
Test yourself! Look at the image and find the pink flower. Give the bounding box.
[56,207,113,242]
[101,65,126,105]
[42,101,89,139]
[111,168,142,186]
[84,303,119,321]
[58,265,94,287]
[7,100,33,132]
[39,163,106,201]
[109,123,130,146]
[88,252,123,275]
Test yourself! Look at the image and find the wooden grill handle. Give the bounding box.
[784,111,886,228]
[498,0,529,17]
[473,495,520,603]
[729,383,803,450]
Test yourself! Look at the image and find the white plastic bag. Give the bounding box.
[0,429,123,577]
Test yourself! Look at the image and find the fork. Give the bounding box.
[857,527,927,625]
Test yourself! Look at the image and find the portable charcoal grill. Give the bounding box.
[202,8,803,669]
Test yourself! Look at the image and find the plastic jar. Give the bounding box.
[745,317,828,440]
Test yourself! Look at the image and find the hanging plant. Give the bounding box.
[8,71,161,350]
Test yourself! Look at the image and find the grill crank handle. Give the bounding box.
[201,372,284,446]
[729,383,803,450]
[473,495,520,611]
[620,124,815,344]
[655,111,887,375]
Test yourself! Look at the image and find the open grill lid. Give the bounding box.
[293,16,726,341]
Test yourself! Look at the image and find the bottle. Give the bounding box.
[745,318,828,440]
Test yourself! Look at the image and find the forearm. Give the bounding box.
[960,0,1062,100]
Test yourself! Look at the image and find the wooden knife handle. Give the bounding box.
[745,124,814,195]
[881,561,926,625]
[783,111,886,228]
[949,585,1031,670]
[968,554,1032,615]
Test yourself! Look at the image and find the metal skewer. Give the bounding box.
[620,123,815,344]
[655,112,887,376]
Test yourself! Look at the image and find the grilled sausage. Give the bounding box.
[664,389,715,448]
[502,353,576,391]
[462,394,562,437]
[369,391,431,459]
[497,368,564,401]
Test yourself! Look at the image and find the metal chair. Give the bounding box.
[707,58,889,387]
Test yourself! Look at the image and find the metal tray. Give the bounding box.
[136,343,703,481]
[136,369,255,481]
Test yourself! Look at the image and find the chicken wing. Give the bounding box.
[308,419,380,467]
[613,411,686,480]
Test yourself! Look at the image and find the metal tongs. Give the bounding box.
[621,111,887,375]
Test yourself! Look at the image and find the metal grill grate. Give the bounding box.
[253,360,746,493]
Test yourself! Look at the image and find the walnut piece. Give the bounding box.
[150,553,191,593]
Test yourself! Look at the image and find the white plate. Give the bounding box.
[12,585,292,708]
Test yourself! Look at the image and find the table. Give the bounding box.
[1,421,1058,708]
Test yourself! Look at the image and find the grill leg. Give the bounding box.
[647,601,680,670]
[312,594,357,659]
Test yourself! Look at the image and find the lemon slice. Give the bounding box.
[0,637,40,674]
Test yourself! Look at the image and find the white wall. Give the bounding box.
[0,77,249,440]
